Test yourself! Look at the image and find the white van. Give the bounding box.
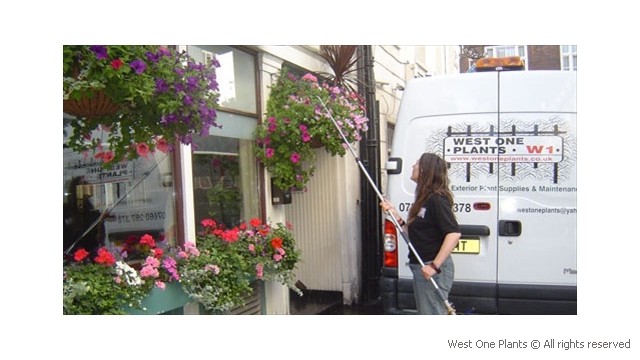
[380,57,577,315]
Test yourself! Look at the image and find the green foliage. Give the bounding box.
[253,67,369,191]
[177,236,251,314]
[63,260,151,315]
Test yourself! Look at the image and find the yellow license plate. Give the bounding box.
[453,238,480,254]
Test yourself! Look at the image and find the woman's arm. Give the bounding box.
[421,232,460,279]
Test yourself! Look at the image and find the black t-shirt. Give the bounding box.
[407,193,460,263]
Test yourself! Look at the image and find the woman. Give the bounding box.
[63,176,104,258]
[380,152,461,315]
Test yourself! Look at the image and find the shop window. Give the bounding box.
[187,45,257,115]
[63,118,178,259]
[187,46,260,229]
[192,134,259,229]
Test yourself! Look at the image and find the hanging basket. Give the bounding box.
[63,90,121,118]
[310,136,324,149]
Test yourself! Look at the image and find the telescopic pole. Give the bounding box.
[316,96,456,315]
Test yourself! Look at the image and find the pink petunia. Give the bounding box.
[266,148,275,158]
[255,263,264,279]
[102,151,114,163]
[301,73,318,83]
[290,153,300,163]
[155,137,169,153]
[136,142,150,159]
[205,264,220,274]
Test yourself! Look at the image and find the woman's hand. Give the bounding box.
[380,200,401,223]
[380,200,395,215]
[421,265,437,280]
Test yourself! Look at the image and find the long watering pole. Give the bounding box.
[316,96,456,315]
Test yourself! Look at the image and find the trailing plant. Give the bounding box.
[63,45,221,166]
[253,67,369,191]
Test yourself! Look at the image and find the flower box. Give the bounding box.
[124,281,191,315]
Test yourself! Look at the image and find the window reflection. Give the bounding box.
[63,122,178,259]
[187,45,257,114]
[192,135,259,229]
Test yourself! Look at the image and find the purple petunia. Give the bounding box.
[186,76,200,92]
[183,95,193,107]
[146,51,159,63]
[89,46,108,60]
[155,78,169,93]
[130,59,147,74]
[160,113,179,125]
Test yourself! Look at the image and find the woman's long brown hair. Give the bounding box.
[408,153,454,224]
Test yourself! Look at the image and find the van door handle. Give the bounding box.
[460,224,490,236]
[499,220,522,236]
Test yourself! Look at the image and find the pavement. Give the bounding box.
[289,289,383,315]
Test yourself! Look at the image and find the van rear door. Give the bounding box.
[394,73,501,289]
[495,71,577,290]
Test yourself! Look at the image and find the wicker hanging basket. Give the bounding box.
[63,90,121,118]
[309,135,324,149]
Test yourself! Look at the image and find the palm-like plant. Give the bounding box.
[317,45,363,95]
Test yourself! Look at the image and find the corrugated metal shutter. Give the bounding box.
[285,150,359,293]
[227,280,262,315]
[285,152,342,291]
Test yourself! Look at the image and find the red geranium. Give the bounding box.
[140,234,156,248]
[94,247,116,266]
[271,237,283,249]
[74,248,89,262]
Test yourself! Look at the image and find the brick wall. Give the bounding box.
[527,45,561,70]
[459,45,562,72]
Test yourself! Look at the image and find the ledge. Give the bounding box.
[124,282,192,315]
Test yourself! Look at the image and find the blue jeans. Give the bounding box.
[409,256,454,315]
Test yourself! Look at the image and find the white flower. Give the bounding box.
[116,261,142,286]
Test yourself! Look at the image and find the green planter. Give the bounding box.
[125,282,192,315]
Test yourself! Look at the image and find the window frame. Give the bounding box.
[484,45,528,70]
[561,45,577,71]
